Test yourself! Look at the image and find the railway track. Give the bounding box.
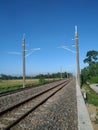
[0,79,68,113]
[0,79,71,130]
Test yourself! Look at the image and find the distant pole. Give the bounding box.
[22,35,25,88]
[60,66,62,79]
[75,26,80,86]
[67,72,68,78]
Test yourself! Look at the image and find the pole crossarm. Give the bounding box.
[58,43,76,53]
[25,48,41,57]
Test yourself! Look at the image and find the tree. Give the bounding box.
[84,50,98,65]
[81,50,98,84]
[81,67,90,84]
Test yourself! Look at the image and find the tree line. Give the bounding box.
[0,72,73,80]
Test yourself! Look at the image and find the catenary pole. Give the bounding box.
[60,66,62,79]
[75,26,80,86]
[22,35,25,88]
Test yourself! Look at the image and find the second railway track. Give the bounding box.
[0,79,71,130]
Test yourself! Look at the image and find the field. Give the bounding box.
[0,78,58,92]
[0,79,40,92]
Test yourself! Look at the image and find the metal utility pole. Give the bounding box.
[75,26,80,86]
[67,72,68,79]
[22,35,26,88]
[60,66,62,79]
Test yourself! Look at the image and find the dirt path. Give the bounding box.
[87,104,98,130]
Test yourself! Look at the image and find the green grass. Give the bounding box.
[0,78,58,92]
[82,84,98,106]
[88,76,98,84]
[0,79,39,92]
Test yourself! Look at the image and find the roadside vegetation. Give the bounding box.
[82,84,98,106]
[81,50,98,86]
[81,50,98,106]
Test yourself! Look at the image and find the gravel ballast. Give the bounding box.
[0,80,66,113]
[11,79,78,130]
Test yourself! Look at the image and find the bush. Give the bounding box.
[39,77,46,84]
[89,76,98,84]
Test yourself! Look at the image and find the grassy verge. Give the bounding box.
[0,79,39,92]
[82,84,98,106]
[88,76,98,84]
[0,78,60,92]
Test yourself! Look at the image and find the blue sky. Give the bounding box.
[0,0,98,76]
